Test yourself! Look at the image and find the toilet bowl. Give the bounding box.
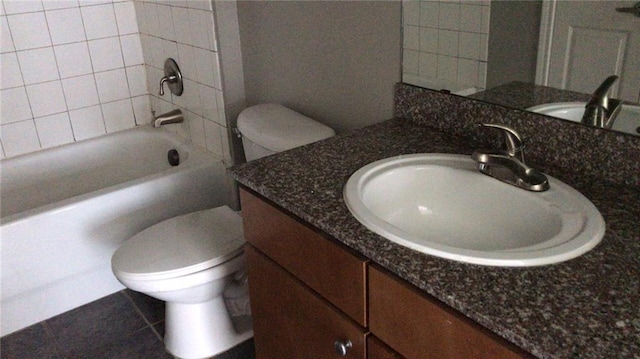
[112,103,334,359]
[112,207,252,359]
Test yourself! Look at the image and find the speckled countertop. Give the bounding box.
[230,85,640,358]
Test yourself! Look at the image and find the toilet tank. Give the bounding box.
[237,104,336,161]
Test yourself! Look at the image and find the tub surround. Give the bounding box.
[231,83,640,358]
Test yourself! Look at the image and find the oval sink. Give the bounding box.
[527,102,640,135]
[344,154,605,266]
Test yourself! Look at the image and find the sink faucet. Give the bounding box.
[581,75,622,128]
[471,123,549,192]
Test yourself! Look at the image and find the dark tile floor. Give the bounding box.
[1,290,255,359]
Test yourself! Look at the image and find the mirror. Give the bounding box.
[401,0,640,137]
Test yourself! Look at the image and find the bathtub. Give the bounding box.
[0,126,230,336]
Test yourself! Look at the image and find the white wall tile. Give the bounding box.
[198,83,218,121]
[419,27,438,53]
[156,4,175,41]
[34,112,74,148]
[187,112,206,148]
[176,43,196,80]
[42,1,80,11]
[7,12,52,50]
[62,74,100,109]
[1,87,32,124]
[133,2,147,34]
[458,31,480,60]
[1,120,41,157]
[3,1,43,15]
[1,52,24,89]
[102,98,135,133]
[114,1,138,35]
[188,8,211,49]
[120,34,144,66]
[54,42,93,78]
[457,58,478,87]
[81,4,118,40]
[46,7,86,45]
[1,16,15,53]
[402,49,419,75]
[88,37,125,72]
[131,95,151,125]
[418,52,437,78]
[126,65,147,96]
[26,80,68,117]
[203,119,222,158]
[172,7,190,45]
[17,47,60,85]
[69,104,105,140]
[438,2,459,31]
[95,68,129,102]
[215,89,225,125]
[402,1,420,26]
[437,29,458,57]
[437,55,458,83]
[419,1,438,28]
[143,2,160,37]
[403,25,419,51]
[192,47,215,87]
[459,4,482,33]
[480,5,490,34]
[160,38,178,64]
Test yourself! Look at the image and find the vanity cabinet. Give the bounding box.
[240,188,533,359]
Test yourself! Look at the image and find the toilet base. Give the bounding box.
[164,296,253,359]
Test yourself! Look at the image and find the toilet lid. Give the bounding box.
[112,206,245,280]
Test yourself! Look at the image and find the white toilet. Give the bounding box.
[111,103,334,359]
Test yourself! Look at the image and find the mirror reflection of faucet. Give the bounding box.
[159,58,183,96]
[581,75,622,128]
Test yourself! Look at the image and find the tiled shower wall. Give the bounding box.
[0,0,149,159]
[135,0,230,164]
[402,0,490,93]
[0,0,229,163]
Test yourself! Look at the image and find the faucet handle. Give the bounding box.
[477,123,525,160]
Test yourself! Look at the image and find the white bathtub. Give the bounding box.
[0,126,230,336]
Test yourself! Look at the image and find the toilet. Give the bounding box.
[111,103,335,359]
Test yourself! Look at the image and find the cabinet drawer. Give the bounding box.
[369,265,532,359]
[246,245,366,359]
[240,188,367,326]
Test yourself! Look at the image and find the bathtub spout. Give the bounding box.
[153,109,184,128]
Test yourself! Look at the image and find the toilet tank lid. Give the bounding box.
[237,103,335,152]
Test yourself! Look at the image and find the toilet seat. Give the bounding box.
[112,206,245,281]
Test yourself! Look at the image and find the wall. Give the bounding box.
[237,1,402,133]
[0,0,148,159]
[135,0,231,164]
[402,0,490,93]
[486,0,540,89]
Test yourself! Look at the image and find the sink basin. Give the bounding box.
[527,102,640,135]
[343,154,605,266]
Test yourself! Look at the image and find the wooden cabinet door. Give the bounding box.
[369,265,532,359]
[368,336,405,359]
[240,188,367,326]
[246,245,366,359]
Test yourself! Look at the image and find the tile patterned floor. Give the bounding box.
[0,290,255,359]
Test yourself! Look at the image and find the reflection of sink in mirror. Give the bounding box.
[344,154,605,267]
[528,102,640,135]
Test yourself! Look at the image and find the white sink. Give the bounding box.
[343,154,605,267]
[527,102,640,135]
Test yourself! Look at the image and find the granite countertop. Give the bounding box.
[468,81,592,110]
[231,118,640,359]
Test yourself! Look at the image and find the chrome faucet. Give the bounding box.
[581,75,622,128]
[471,123,549,192]
[153,109,184,128]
